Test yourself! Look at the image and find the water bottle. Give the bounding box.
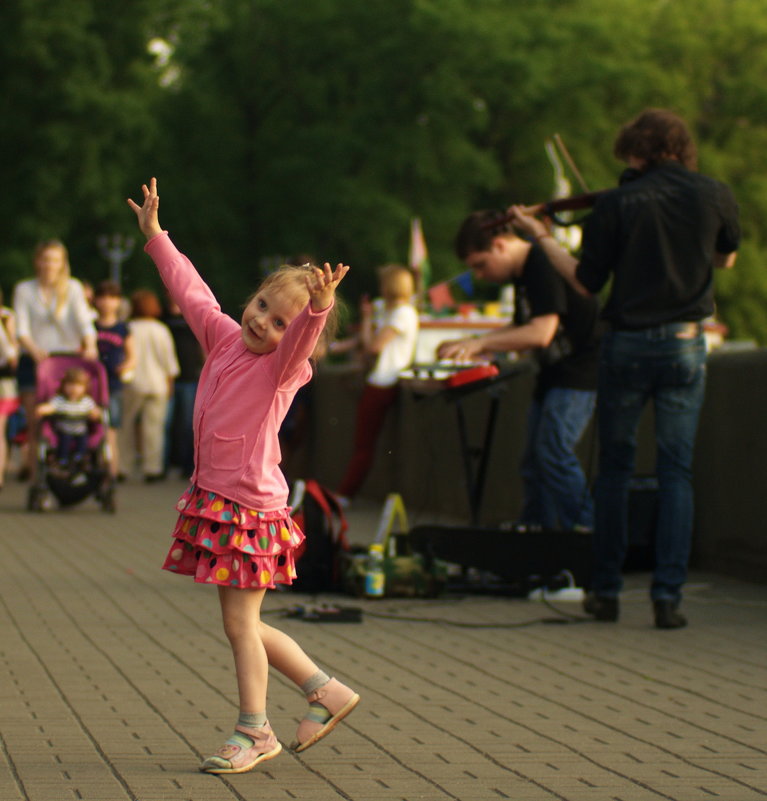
[364,543,385,598]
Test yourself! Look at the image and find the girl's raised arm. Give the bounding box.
[306,263,350,312]
[127,178,163,241]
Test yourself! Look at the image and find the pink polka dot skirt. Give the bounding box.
[162,484,304,589]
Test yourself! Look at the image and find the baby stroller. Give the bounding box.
[27,355,116,513]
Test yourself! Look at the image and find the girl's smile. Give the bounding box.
[241,286,304,354]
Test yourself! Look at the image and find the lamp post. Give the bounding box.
[98,234,135,285]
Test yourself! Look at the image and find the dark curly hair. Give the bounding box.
[613,108,697,170]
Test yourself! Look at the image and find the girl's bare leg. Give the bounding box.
[257,611,359,753]
[215,588,358,760]
[258,620,321,687]
[218,586,268,713]
[202,586,281,773]
[106,426,119,478]
[0,415,7,485]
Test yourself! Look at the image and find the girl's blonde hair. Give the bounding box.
[378,264,415,304]
[33,240,72,319]
[248,264,343,359]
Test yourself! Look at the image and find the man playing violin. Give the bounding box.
[510,108,740,629]
[437,211,602,534]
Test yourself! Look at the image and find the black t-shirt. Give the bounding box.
[96,321,129,394]
[514,245,601,396]
[163,314,204,382]
[576,162,740,329]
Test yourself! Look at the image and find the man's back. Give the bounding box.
[577,161,740,328]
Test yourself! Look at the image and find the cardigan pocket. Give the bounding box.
[209,433,246,471]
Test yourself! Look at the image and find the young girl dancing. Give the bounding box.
[128,178,359,774]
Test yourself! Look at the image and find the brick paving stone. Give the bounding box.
[1,480,767,801]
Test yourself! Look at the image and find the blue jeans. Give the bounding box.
[56,431,87,463]
[164,380,198,474]
[519,386,596,530]
[592,324,707,603]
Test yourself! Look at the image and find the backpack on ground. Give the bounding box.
[290,479,350,593]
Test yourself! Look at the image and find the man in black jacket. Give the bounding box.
[511,108,740,628]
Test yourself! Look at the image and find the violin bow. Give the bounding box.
[482,136,600,230]
[552,133,590,193]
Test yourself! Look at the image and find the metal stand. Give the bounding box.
[441,362,531,526]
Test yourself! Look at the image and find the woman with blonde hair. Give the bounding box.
[12,240,98,478]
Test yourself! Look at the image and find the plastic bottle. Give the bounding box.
[364,543,385,598]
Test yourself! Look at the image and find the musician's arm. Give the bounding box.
[713,251,737,270]
[508,205,592,297]
[484,314,560,351]
[437,314,559,360]
[535,238,591,296]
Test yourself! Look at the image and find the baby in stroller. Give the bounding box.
[28,355,116,512]
[36,367,101,471]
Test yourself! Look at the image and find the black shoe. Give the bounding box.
[653,600,687,629]
[583,593,619,621]
[144,472,166,484]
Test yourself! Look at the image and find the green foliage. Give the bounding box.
[2,0,767,340]
[153,0,502,308]
[0,0,172,292]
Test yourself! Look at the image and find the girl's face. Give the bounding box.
[35,246,67,286]
[240,285,304,354]
[62,379,87,400]
[94,294,122,318]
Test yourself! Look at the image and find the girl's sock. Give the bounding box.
[301,670,330,696]
[227,712,268,750]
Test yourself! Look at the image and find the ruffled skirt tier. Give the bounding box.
[162,484,304,589]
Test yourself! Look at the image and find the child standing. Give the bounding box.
[127,178,358,774]
[93,281,135,478]
[36,367,101,467]
[336,264,419,503]
[118,288,179,481]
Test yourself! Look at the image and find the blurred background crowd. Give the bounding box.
[0,239,204,488]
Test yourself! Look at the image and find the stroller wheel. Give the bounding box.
[27,485,49,512]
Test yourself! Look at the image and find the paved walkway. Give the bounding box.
[1,478,766,801]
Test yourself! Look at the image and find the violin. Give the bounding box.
[524,190,606,219]
[483,167,642,230]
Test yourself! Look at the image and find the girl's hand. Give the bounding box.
[127,177,163,240]
[306,263,350,312]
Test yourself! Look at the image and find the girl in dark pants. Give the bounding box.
[336,265,419,503]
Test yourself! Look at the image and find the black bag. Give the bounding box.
[290,480,350,593]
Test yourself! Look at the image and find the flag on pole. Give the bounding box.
[544,137,582,252]
[427,282,454,312]
[409,217,431,307]
[453,271,474,297]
